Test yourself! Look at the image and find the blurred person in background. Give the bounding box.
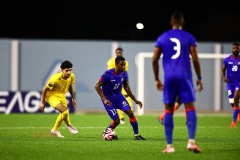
[221,42,240,127]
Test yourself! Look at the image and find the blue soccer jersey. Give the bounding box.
[223,55,240,85]
[155,29,196,79]
[98,69,128,101]
[155,29,197,104]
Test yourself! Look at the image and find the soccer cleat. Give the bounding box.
[50,129,64,138]
[112,134,119,140]
[187,142,202,153]
[120,118,125,124]
[134,135,146,140]
[162,146,175,153]
[66,125,79,134]
[230,122,236,128]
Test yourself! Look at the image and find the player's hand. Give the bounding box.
[103,99,112,106]
[223,77,228,83]
[156,80,163,91]
[72,98,77,108]
[40,103,45,112]
[135,100,143,109]
[196,80,203,93]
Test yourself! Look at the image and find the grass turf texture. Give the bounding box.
[0,113,239,160]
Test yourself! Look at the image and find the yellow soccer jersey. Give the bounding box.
[45,72,75,97]
[107,57,129,95]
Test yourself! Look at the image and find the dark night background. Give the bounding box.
[1,0,240,42]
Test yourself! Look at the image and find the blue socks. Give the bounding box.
[186,109,197,139]
[164,111,174,144]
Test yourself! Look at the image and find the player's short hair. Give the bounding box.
[60,60,73,69]
[232,42,240,46]
[115,47,123,53]
[115,56,125,64]
[171,11,184,24]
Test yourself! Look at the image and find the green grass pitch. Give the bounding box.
[0,113,239,160]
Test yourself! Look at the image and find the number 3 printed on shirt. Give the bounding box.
[170,38,181,59]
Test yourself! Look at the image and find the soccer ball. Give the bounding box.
[102,128,115,141]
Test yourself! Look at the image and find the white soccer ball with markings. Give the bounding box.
[102,128,115,141]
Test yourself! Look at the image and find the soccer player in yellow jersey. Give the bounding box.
[40,60,79,138]
[107,47,133,124]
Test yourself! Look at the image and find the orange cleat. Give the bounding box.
[230,121,236,128]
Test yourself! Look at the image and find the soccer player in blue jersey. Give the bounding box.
[221,42,240,127]
[95,56,146,140]
[152,11,203,153]
[107,47,133,125]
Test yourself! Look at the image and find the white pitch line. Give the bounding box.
[0,126,228,130]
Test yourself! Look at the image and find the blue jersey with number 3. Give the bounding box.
[99,69,128,101]
[155,29,196,79]
[155,29,197,104]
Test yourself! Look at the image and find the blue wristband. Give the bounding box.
[198,76,202,80]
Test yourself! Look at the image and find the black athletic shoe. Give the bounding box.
[112,134,119,140]
[134,135,146,140]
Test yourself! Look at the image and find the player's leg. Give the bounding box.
[103,102,120,140]
[117,95,145,140]
[184,102,201,153]
[238,109,240,122]
[56,98,78,134]
[231,87,240,127]
[46,97,65,137]
[117,109,125,124]
[181,79,201,153]
[159,96,182,125]
[161,78,178,153]
[162,103,175,153]
[227,85,237,127]
[124,108,146,140]
[238,98,240,122]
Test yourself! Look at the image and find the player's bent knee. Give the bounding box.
[113,119,120,125]
[56,104,68,113]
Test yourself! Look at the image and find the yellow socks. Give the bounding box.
[53,110,71,131]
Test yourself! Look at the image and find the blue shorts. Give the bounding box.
[102,95,130,120]
[226,83,240,99]
[163,77,195,104]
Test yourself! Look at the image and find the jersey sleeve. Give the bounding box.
[189,34,197,47]
[223,57,228,66]
[46,76,55,90]
[71,73,75,85]
[99,72,109,83]
[124,71,129,83]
